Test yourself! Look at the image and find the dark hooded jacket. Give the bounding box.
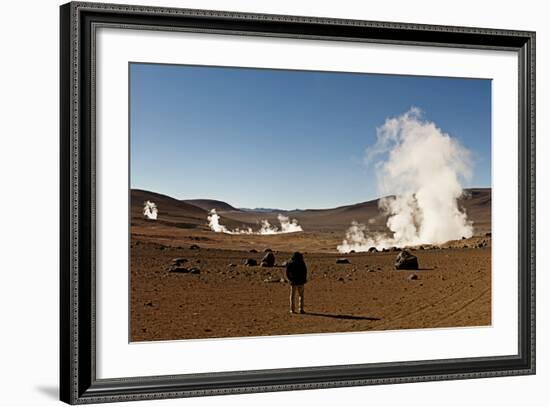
[286,252,308,286]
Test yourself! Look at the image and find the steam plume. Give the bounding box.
[337,108,473,253]
[143,200,158,220]
[207,209,230,233]
[208,209,303,235]
[278,214,304,233]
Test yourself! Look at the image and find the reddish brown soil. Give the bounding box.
[130,235,491,342]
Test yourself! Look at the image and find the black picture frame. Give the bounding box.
[60,2,536,404]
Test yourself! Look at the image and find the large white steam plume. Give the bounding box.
[143,200,158,220]
[337,108,473,253]
[208,209,303,235]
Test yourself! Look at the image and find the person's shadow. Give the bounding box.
[304,312,380,321]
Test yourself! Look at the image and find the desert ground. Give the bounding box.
[130,188,491,342]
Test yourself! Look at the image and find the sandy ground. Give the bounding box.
[130,232,491,342]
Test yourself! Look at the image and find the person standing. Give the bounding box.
[285,252,308,314]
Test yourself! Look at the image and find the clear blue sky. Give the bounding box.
[130,63,491,210]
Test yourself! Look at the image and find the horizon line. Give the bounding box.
[131,185,492,212]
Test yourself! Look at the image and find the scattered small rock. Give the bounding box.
[408,274,419,281]
[338,277,345,282]
[171,258,188,266]
[228,263,237,268]
[263,248,272,253]
[485,232,492,237]
[144,301,154,307]
[244,258,258,266]
[169,266,201,274]
[368,247,378,253]
[169,267,191,273]
[395,250,419,270]
[249,249,258,253]
[189,244,200,250]
[349,250,356,254]
[263,276,284,283]
[336,258,350,264]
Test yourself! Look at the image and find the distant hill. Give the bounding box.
[182,199,238,212]
[130,187,491,234]
[131,189,208,228]
[189,187,491,233]
[131,190,256,230]
[239,207,290,213]
[458,188,491,233]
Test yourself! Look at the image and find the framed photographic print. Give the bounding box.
[60,1,536,404]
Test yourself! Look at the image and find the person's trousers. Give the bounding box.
[290,285,305,312]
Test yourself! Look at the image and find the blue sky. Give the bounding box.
[130,63,491,210]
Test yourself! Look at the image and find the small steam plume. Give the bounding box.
[207,209,230,233]
[278,214,304,233]
[208,209,303,235]
[337,108,473,253]
[143,200,158,220]
[207,209,253,234]
[258,215,304,234]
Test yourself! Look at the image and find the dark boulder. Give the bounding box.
[260,251,276,267]
[408,273,419,280]
[244,258,257,266]
[395,250,419,270]
[263,248,272,253]
[336,258,350,264]
[368,247,378,253]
